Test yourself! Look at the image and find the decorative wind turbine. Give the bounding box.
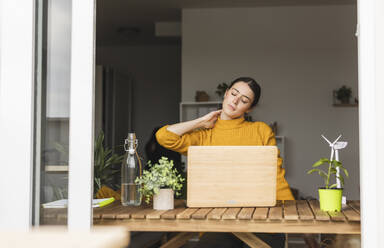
[321,134,348,203]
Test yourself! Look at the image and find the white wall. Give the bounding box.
[182,5,359,199]
[96,45,181,159]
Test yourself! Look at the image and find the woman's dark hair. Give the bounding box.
[228,77,261,107]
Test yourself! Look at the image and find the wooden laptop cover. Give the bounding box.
[187,146,277,207]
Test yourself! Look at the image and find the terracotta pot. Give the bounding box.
[153,189,174,210]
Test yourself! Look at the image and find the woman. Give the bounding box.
[156,77,293,200]
[156,77,294,247]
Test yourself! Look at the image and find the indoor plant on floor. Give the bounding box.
[54,130,124,199]
[94,131,125,198]
[135,157,185,210]
[307,158,349,211]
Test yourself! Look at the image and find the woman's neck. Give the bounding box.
[220,111,244,120]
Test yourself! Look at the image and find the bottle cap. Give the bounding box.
[128,133,136,140]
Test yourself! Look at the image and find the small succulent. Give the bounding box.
[135,157,185,203]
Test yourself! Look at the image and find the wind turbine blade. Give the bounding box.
[321,135,332,145]
[333,135,342,145]
[334,142,348,149]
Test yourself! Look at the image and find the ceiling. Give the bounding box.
[96,0,355,46]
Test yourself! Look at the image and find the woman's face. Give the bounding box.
[222,81,254,119]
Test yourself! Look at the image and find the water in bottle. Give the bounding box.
[121,133,141,206]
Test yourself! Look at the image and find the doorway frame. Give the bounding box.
[0,1,383,246]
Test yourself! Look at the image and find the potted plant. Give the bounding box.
[93,131,125,195]
[307,158,349,212]
[215,82,229,98]
[135,157,185,210]
[54,130,124,197]
[336,85,352,104]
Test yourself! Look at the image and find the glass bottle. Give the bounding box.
[121,133,141,206]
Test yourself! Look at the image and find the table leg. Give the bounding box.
[232,232,271,248]
[159,232,196,248]
[303,234,320,248]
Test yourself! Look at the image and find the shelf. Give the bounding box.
[46,117,69,121]
[180,101,222,123]
[180,101,222,106]
[333,103,358,107]
[45,165,68,172]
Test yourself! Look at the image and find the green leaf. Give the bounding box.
[332,160,342,167]
[307,168,320,174]
[342,168,349,178]
[312,159,326,167]
[308,168,328,182]
[329,183,338,188]
[94,178,101,193]
[137,156,185,200]
[92,130,124,194]
[318,170,328,181]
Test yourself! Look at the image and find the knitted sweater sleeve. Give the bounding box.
[262,124,295,201]
[155,125,207,156]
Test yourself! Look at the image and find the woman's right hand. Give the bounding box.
[198,110,222,129]
[166,109,222,136]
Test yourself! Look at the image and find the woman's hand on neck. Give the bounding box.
[166,110,222,135]
[199,110,222,128]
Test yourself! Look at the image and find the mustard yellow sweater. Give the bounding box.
[156,117,294,200]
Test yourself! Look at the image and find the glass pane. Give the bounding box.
[34,0,72,225]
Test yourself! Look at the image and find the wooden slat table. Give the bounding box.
[42,200,360,234]
[91,200,360,234]
[42,200,360,248]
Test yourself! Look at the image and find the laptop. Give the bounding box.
[187,146,277,207]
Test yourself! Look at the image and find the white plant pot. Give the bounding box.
[153,189,174,210]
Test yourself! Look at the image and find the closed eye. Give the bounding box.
[231,87,251,104]
[231,89,238,96]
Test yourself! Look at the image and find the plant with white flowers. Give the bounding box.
[135,157,185,204]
